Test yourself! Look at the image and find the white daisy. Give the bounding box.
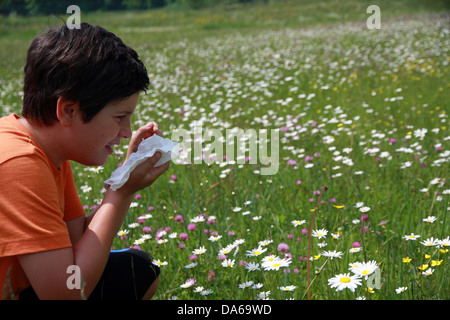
[152,259,168,267]
[396,287,408,294]
[437,236,450,248]
[321,250,343,260]
[192,246,207,255]
[208,235,222,242]
[359,206,371,213]
[246,246,267,257]
[200,289,213,296]
[351,260,378,279]
[291,220,306,227]
[245,262,260,272]
[312,228,328,239]
[180,278,196,288]
[423,216,437,223]
[420,237,439,247]
[258,239,273,246]
[221,259,235,268]
[328,273,362,292]
[403,233,420,241]
[261,256,292,271]
[278,285,296,291]
[239,281,254,289]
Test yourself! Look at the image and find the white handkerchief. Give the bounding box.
[104,135,179,191]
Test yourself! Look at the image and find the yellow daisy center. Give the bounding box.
[340,277,351,283]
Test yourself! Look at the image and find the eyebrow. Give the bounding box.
[117,110,133,115]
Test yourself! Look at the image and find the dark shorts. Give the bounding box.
[19,248,160,300]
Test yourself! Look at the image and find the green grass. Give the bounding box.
[0,0,449,300]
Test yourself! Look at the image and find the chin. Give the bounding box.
[75,155,109,167]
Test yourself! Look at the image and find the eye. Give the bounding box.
[116,115,127,121]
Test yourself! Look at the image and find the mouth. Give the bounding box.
[105,144,114,155]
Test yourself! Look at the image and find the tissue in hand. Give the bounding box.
[104,135,179,191]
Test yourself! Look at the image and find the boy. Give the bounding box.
[0,22,169,299]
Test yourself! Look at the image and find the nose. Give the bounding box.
[119,121,132,140]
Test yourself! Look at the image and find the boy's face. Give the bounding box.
[69,93,139,166]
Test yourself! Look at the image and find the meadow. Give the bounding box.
[0,0,449,300]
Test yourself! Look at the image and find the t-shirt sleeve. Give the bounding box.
[0,155,74,257]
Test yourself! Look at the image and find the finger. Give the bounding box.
[149,161,170,179]
[133,122,158,143]
[128,122,159,155]
[144,151,162,168]
[138,153,169,182]
[142,123,160,140]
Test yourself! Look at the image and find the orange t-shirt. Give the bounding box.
[0,114,84,299]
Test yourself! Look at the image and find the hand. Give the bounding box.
[118,152,169,197]
[117,122,169,197]
[125,121,162,163]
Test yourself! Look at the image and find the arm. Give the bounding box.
[80,121,161,232]
[18,123,167,300]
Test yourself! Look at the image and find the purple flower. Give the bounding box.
[174,214,184,223]
[142,226,152,234]
[217,254,227,261]
[305,155,314,162]
[179,232,189,241]
[207,270,216,282]
[277,243,290,252]
[352,241,361,248]
[187,223,196,231]
[287,159,297,166]
[360,226,369,234]
[296,180,302,185]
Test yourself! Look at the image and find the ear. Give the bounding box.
[56,96,80,127]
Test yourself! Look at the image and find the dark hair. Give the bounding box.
[22,22,149,126]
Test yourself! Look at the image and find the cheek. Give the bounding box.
[94,121,119,141]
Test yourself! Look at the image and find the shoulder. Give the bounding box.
[0,114,44,165]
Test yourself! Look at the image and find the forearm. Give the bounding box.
[83,190,134,230]
[72,189,134,296]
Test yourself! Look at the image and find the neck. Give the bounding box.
[18,118,67,169]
